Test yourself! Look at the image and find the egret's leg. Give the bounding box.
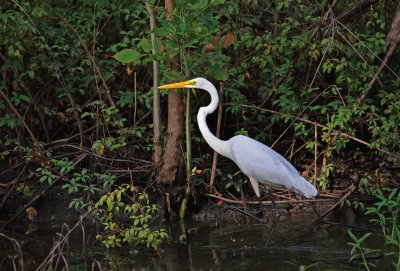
[221,177,266,223]
[311,202,321,217]
[257,196,263,212]
[256,196,268,222]
[264,189,280,246]
[249,177,267,221]
[265,216,279,246]
[269,189,281,219]
[249,177,261,199]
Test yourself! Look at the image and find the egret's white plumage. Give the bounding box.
[159,77,318,202]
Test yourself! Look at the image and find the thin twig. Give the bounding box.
[36,214,90,271]
[314,123,318,186]
[0,233,23,271]
[209,82,224,192]
[145,1,163,171]
[0,90,38,145]
[0,163,28,211]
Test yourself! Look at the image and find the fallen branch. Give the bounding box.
[204,193,336,206]
[311,183,357,224]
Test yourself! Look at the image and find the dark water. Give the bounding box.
[0,209,386,270]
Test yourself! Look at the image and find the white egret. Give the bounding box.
[159,78,318,219]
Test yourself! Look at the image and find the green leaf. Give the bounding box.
[39,175,48,183]
[106,196,113,210]
[194,0,208,9]
[208,64,228,81]
[19,95,31,103]
[153,27,170,37]
[112,49,141,64]
[349,253,360,262]
[165,39,180,50]
[347,229,357,242]
[154,38,163,53]
[358,232,371,243]
[163,71,186,81]
[81,112,95,119]
[169,47,180,57]
[6,119,15,129]
[388,188,398,200]
[139,38,152,53]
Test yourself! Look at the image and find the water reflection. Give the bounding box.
[111,216,355,270]
[1,212,372,271]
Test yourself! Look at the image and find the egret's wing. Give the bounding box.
[229,135,300,187]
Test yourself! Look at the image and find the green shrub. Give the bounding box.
[95,184,168,251]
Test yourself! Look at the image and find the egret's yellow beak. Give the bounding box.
[158,80,195,89]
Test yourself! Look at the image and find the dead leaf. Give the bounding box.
[97,144,105,156]
[205,42,215,52]
[26,207,37,222]
[245,71,252,81]
[126,66,133,76]
[355,156,366,163]
[301,169,310,178]
[223,32,235,47]
[56,112,66,124]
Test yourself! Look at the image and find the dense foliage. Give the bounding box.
[348,188,400,270]
[1,0,399,252]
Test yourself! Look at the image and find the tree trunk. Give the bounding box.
[160,91,185,184]
[159,0,185,184]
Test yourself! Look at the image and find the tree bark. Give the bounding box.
[160,90,185,184]
[159,0,185,184]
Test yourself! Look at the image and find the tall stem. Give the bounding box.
[209,82,224,192]
[180,51,191,219]
[145,2,162,171]
[180,88,191,219]
[185,88,191,184]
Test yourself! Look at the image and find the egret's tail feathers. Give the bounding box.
[295,177,318,198]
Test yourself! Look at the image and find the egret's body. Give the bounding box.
[225,135,317,198]
[159,78,318,216]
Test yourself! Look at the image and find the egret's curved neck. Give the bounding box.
[197,81,231,158]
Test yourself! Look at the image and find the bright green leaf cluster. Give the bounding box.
[95,184,168,251]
